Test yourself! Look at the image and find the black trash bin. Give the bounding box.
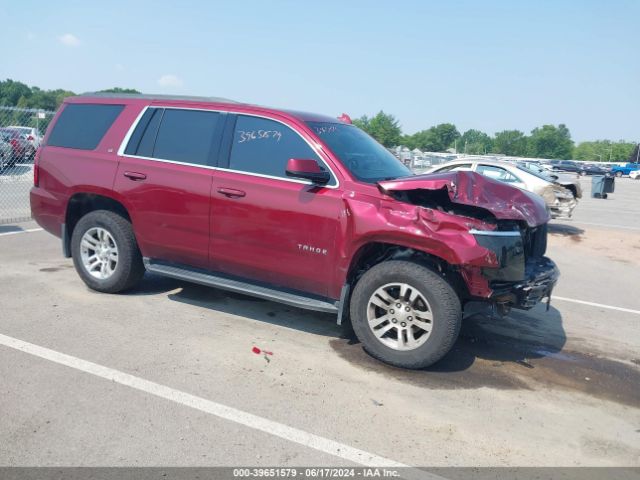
[591,175,614,198]
[603,176,615,194]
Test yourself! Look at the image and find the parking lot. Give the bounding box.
[0,176,638,468]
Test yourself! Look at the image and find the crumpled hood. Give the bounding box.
[378,171,550,227]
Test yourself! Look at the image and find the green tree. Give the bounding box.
[405,123,460,152]
[527,124,573,159]
[492,130,528,156]
[0,79,74,111]
[99,87,141,94]
[460,129,493,154]
[574,140,636,162]
[353,111,401,147]
[0,79,31,106]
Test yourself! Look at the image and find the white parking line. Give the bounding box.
[0,333,431,473]
[553,296,640,315]
[0,227,43,237]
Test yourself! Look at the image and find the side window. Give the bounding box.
[124,108,162,157]
[228,115,328,181]
[136,108,163,157]
[48,103,124,150]
[152,109,221,165]
[476,165,520,183]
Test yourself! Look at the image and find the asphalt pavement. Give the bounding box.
[0,176,638,469]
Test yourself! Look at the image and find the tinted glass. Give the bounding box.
[124,108,157,155]
[152,109,220,165]
[307,122,411,183]
[135,109,163,158]
[48,103,124,150]
[229,116,324,179]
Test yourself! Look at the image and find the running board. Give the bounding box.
[143,258,339,314]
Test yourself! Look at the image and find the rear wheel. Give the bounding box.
[579,170,587,176]
[615,171,623,178]
[349,260,461,369]
[71,210,145,293]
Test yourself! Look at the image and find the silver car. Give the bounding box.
[427,159,578,219]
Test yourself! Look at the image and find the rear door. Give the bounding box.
[115,107,225,269]
[209,114,343,297]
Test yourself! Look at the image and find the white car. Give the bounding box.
[427,158,578,219]
[630,169,640,180]
[6,126,42,149]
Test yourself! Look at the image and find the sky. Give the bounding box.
[0,0,638,143]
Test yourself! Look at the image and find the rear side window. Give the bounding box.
[125,108,163,157]
[125,108,221,166]
[48,103,124,150]
[228,115,324,180]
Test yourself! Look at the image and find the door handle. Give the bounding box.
[217,187,246,198]
[124,171,147,181]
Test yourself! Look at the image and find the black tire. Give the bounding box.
[615,171,623,178]
[579,170,587,176]
[71,210,145,293]
[349,260,461,369]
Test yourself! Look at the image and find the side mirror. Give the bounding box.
[285,158,330,184]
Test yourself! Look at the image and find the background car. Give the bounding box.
[427,159,578,219]
[516,161,582,199]
[610,162,640,178]
[0,128,35,166]
[0,136,12,171]
[630,169,640,180]
[6,126,42,149]
[552,160,611,176]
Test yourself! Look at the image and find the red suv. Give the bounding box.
[31,94,558,368]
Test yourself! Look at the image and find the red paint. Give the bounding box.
[31,94,552,305]
[286,158,323,173]
[252,346,261,354]
[338,113,352,124]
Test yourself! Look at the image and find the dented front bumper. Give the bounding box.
[490,257,559,310]
[549,197,577,219]
[466,226,558,310]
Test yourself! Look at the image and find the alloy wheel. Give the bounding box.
[367,282,434,351]
[80,227,119,280]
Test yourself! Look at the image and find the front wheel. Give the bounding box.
[71,210,145,293]
[349,260,461,369]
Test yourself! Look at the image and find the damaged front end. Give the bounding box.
[378,171,559,312]
[540,184,577,220]
[469,224,559,313]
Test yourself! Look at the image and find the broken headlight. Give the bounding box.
[470,229,525,282]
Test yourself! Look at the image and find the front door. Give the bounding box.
[209,114,342,298]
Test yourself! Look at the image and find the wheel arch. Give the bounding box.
[342,241,469,306]
[63,192,132,258]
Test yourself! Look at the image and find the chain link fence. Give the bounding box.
[0,106,56,224]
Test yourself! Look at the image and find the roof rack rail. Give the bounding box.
[79,92,240,104]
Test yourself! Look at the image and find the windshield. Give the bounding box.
[517,164,554,182]
[307,122,411,183]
